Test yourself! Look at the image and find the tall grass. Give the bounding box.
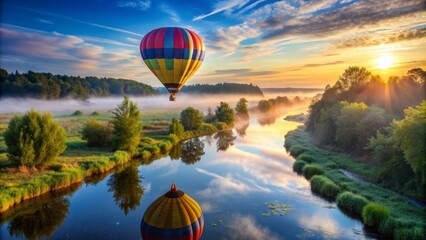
[297,153,315,163]
[292,160,307,174]
[336,191,369,217]
[288,144,307,157]
[302,164,324,179]
[310,175,341,200]
[362,202,390,227]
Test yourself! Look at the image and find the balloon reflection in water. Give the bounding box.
[141,184,204,240]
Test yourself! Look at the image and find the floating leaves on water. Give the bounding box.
[217,220,222,223]
[211,223,217,227]
[322,205,336,209]
[263,201,292,217]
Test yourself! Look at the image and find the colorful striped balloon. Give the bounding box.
[140,27,205,101]
[140,184,204,240]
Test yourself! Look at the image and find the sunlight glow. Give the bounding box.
[376,54,394,69]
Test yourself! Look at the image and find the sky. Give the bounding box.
[0,0,425,88]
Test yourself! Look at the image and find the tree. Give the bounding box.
[393,100,426,186]
[111,97,142,154]
[180,107,203,131]
[181,138,205,165]
[407,68,426,84]
[169,118,184,136]
[215,102,234,125]
[205,107,215,123]
[334,66,371,90]
[4,109,66,168]
[335,102,368,151]
[81,120,112,147]
[235,98,249,121]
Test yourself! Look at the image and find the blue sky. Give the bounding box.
[1,0,425,87]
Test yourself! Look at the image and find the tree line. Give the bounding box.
[158,82,264,96]
[0,68,158,99]
[306,67,425,200]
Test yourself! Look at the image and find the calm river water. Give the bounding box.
[0,107,372,240]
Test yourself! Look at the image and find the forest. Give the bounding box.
[161,82,264,96]
[0,68,159,99]
[306,67,425,200]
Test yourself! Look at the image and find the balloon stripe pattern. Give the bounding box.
[141,184,204,240]
[140,27,205,96]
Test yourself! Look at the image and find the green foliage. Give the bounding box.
[393,101,426,187]
[394,227,424,240]
[215,122,227,130]
[215,102,234,125]
[91,111,100,116]
[81,119,112,147]
[180,107,203,131]
[72,110,83,116]
[362,203,390,227]
[169,118,184,136]
[336,191,369,216]
[256,96,296,113]
[297,153,315,163]
[310,175,341,199]
[179,82,263,96]
[288,145,307,157]
[0,68,158,99]
[167,134,179,144]
[235,98,249,120]
[111,97,142,154]
[302,164,324,179]
[335,102,368,151]
[292,160,307,174]
[4,110,67,168]
[333,66,371,90]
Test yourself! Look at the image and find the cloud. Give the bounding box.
[234,0,266,16]
[228,215,280,240]
[36,18,53,24]
[285,61,345,72]
[193,0,250,21]
[296,0,338,15]
[20,7,143,36]
[261,0,425,40]
[204,68,279,77]
[333,28,426,48]
[159,3,180,23]
[116,0,151,11]
[126,37,140,44]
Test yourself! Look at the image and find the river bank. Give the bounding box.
[285,126,425,239]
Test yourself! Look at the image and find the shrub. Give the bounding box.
[297,153,315,163]
[167,134,179,144]
[140,150,152,160]
[288,145,307,157]
[180,107,203,131]
[336,191,369,216]
[362,203,390,227]
[82,119,112,147]
[4,109,67,168]
[310,175,341,199]
[48,163,64,172]
[293,160,307,174]
[169,118,184,136]
[158,141,172,152]
[72,110,83,116]
[111,150,130,165]
[91,111,100,116]
[200,123,217,133]
[302,164,324,179]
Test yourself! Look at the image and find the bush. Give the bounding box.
[167,134,179,144]
[169,118,184,136]
[82,119,112,147]
[72,110,83,116]
[293,160,307,174]
[336,191,369,216]
[302,164,324,179]
[362,203,390,227]
[111,150,130,165]
[288,145,307,157]
[140,150,152,160]
[91,111,100,116]
[297,153,315,163]
[310,175,341,199]
[158,141,173,152]
[180,107,203,131]
[200,123,217,133]
[4,109,67,168]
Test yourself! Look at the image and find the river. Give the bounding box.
[0,106,372,240]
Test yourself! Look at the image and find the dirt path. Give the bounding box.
[339,169,425,208]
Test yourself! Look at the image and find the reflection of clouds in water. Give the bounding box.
[199,201,216,213]
[144,183,151,193]
[228,215,280,240]
[205,147,310,196]
[148,158,179,177]
[296,211,355,239]
[195,168,271,198]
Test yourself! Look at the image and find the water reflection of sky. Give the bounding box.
[0,105,369,240]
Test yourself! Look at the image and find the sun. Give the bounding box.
[376,54,394,69]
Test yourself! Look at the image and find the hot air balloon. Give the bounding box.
[140,183,204,240]
[140,27,205,101]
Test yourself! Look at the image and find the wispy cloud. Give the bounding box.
[193,0,250,21]
[116,0,151,11]
[126,37,140,44]
[36,18,53,24]
[159,3,180,23]
[228,215,280,240]
[20,7,143,36]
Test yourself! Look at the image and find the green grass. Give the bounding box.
[296,153,315,163]
[288,144,307,157]
[310,175,341,200]
[302,164,324,179]
[285,126,426,238]
[362,202,390,227]
[292,160,307,174]
[336,191,369,217]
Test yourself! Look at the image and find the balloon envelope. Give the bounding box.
[140,184,204,240]
[140,27,205,101]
